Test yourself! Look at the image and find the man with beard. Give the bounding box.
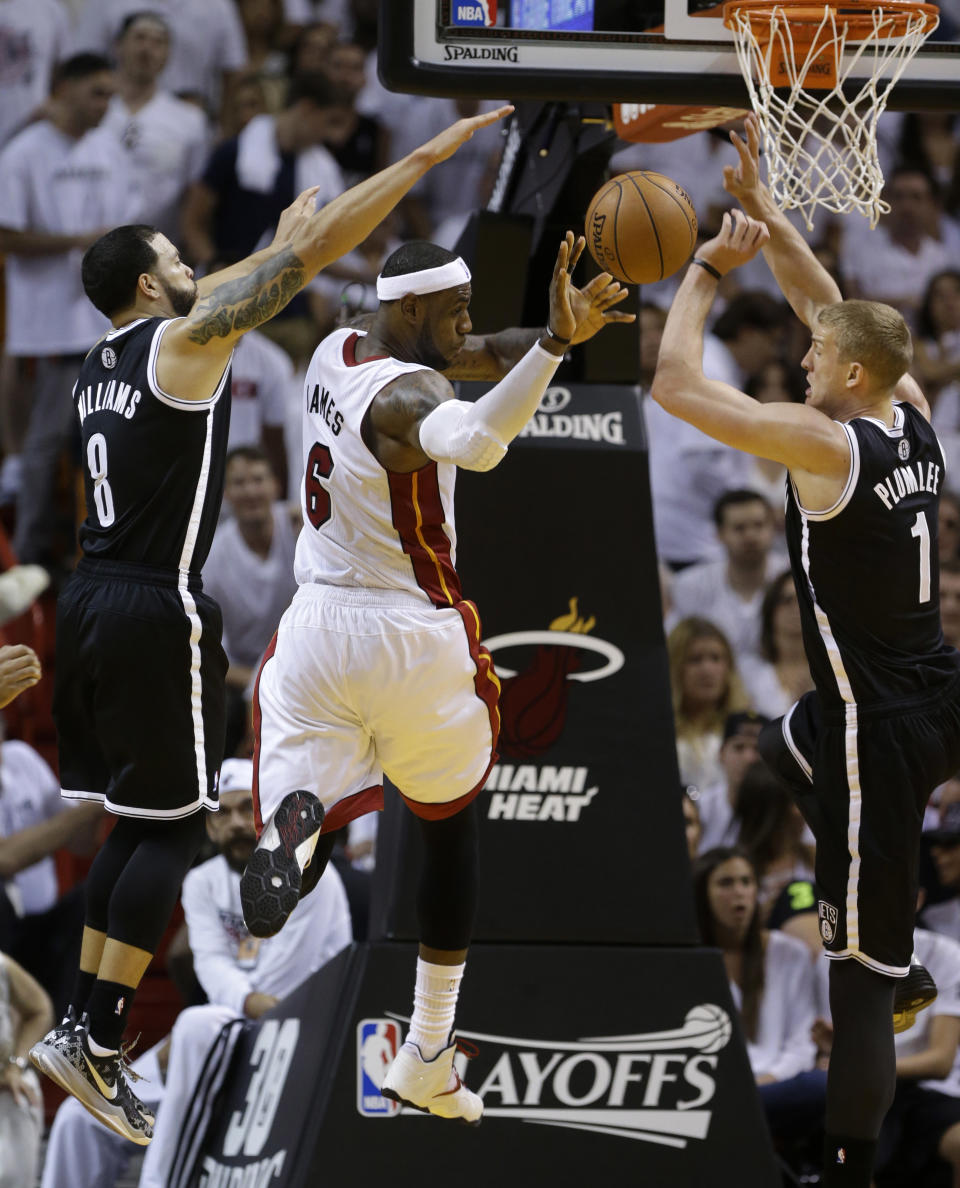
[242,234,633,1123]
[40,758,351,1188]
[28,104,512,1144]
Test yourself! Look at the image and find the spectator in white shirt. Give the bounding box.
[666,489,782,661]
[0,52,141,570]
[203,448,298,753]
[814,925,960,1186]
[668,616,752,792]
[879,926,960,1185]
[694,846,826,1145]
[739,570,815,718]
[841,168,960,320]
[40,758,351,1188]
[227,330,295,488]
[100,12,211,241]
[0,0,70,148]
[71,0,249,115]
[0,950,51,1188]
[0,733,101,1015]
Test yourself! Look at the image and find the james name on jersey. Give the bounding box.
[308,384,342,437]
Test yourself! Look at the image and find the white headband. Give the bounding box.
[376,257,472,301]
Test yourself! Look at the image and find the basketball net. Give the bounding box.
[723,1,939,229]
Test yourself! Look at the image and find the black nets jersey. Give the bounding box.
[75,317,231,575]
[786,401,960,710]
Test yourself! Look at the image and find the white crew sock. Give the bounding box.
[406,958,465,1061]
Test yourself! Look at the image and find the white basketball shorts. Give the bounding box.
[252,584,500,834]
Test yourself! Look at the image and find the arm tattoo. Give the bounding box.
[446,328,541,381]
[186,248,306,344]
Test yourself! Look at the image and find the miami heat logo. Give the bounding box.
[485,598,624,759]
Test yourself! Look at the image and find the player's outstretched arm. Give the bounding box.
[723,114,841,327]
[652,211,849,478]
[157,107,514,399]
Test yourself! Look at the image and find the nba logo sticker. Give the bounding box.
[357,1019,401,1117]
[452,0,496,25]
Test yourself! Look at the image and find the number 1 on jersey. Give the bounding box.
[305,442,334,530]
[911,510,931,604]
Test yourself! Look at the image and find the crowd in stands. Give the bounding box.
[0,0,959,1184]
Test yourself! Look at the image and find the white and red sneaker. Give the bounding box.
[380,1036,482,1125]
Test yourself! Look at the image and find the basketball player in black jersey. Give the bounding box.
[26,105,513,1144]
[652,114,960,1188]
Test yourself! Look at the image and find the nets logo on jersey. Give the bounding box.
[357,1006,732,1144]
[451,1,496,24]
[899,439,911,460]
[819,900,838,943]
[101,347,117,369]
[357,1020,401,1116]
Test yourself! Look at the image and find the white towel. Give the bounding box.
[235,114,344,202]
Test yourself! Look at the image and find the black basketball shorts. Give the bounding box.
[759,677,960,976]
[54,560,227,819]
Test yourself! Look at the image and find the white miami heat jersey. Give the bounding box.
[294,327,463,606]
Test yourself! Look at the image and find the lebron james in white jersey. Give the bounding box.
[243,233,632,1122]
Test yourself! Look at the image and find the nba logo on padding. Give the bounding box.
[357,1020,401,1117]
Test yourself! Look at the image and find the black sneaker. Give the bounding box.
[31,1012,155,1127]
[893,959,937,1034]
[241,790,325,938]
[36,1005,79,1048]
[29,1025,153,1145]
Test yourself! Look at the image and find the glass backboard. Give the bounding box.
[380,0,960,109]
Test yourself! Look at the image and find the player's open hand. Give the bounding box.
[697,209,770,276]
[723,113,767,210]
[422,105,515,165]
[0,644,40,708]
[272,185,323,248]
[546,232,635,345]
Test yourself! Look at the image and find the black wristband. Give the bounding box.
[691,257,724,281]
[545,325,572,346]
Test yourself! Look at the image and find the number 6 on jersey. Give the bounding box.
[305,442,334,530]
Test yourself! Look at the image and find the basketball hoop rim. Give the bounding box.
[722,0,940,39]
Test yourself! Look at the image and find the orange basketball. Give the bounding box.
[585,170,698,285]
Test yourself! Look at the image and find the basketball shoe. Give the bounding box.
[241,789,325,937]
[380,1036,483,1125]
[29,1023,153,1144]
[893,958,938,1034]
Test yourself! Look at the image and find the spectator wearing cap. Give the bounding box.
[696,711,772,854]
[923,803,960,943]
[666,490,784,662]
[40,758,351,1188]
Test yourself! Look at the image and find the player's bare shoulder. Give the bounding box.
[364,367,454,472]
